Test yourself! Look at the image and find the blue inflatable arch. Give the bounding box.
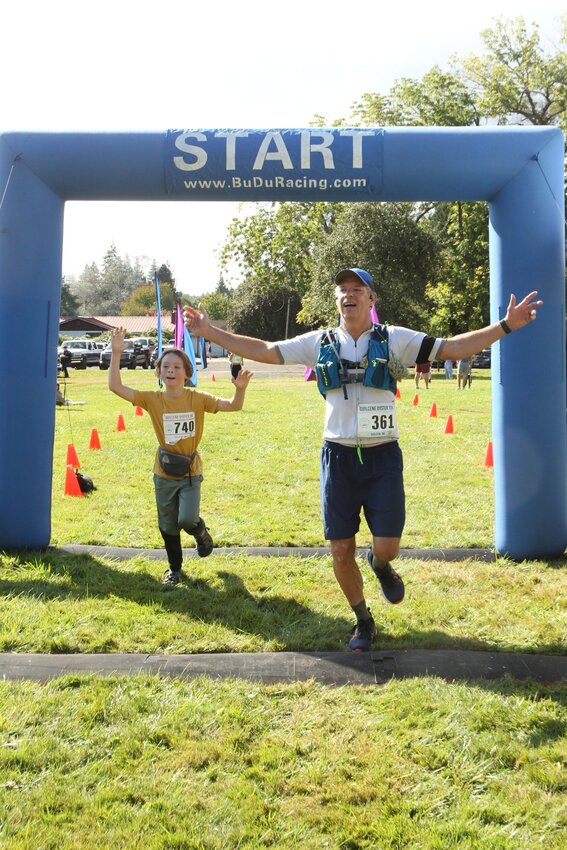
[0,128,565,557]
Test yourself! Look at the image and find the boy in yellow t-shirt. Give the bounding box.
[108,327,252,587]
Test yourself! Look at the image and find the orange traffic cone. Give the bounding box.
[429,402,438,418]
[412,393,419,406]
[484,441,494,467]
[444,415,454,434]
[116,414,126,432]
[135,406,143,416]
[211,374,216,381]
[395,387,401,399]
[66,443,80,468]
[64,464,84,497]
[89,428,102,450]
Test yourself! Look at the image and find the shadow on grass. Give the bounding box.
[1,550,353,652]
[530,553,567,570]
[0,550,564,658]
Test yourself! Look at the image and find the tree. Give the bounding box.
[351,18,567,131]
[60,277,80,316]
[198,291,230,321]
[97,244,145,313]
[462,17,567,129]
[299,203,439,329]
[215,273,231,295]
[422,203,490,337]
[219,201,341,334]
[120,282,177,315]
[346,17,567,332]
[220,202,340,295]
[352,65,480,127]
[68,246,171,315]
[228,279,306,340]
[71,262,102,314]
[155,262,178,294]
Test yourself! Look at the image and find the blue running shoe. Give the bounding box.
[366,549,405,604]
[348,612,377,652]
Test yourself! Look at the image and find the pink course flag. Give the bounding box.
[370,304,379,323]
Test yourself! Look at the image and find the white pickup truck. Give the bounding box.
[58,339,101,369]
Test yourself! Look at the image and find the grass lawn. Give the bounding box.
[48,365,496,550]
[1,365,565,849]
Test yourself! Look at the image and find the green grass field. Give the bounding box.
[1,365,565,849]
[49,365,495,550]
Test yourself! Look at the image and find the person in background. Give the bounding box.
[457,356,472,389]
[414,360,431,390]
[228,351,244,379]
[60,346,72,378]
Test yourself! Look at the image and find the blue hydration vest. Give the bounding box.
[315,324,397,398]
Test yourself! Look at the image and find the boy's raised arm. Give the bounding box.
[216,369,253,412]
[108,327,136,403]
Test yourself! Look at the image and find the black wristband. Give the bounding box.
[500,319,512,335]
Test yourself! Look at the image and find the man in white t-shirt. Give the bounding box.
[184,270,542,652]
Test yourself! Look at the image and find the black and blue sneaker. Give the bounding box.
[162,569,183,588]
[193,518,214,557]
[366,549,405,604]
[348,611,377,652]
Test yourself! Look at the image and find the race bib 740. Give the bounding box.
[163,411,196,445]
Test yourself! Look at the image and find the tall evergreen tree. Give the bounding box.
[60,277,81,316]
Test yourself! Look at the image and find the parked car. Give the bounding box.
[99,340,151,370]
[130,337,156,355]
[473,348,491,368]
[57,339,101,369]
[150,344,175,368]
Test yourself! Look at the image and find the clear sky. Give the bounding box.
[2,0,564,296]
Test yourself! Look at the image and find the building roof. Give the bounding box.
[60,315,228,334]
[60,315,175,333]
[60,316,115,331]
[92,315,176,333]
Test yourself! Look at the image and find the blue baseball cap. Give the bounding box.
[334,268,374,289]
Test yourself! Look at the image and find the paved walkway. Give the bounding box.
[4,543,563,686]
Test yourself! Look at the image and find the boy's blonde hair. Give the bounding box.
[155,348,193,379]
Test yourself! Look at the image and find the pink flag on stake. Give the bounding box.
[370,305,379,323]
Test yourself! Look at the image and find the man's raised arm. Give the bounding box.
[437,291,543,361]
[183,304,283,364]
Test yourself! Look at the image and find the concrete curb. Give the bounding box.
[13,546,556,688]
[2,650,564,685]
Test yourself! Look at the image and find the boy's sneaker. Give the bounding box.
[162,569,183,588]
[348,612,377,652]
[194,518,214,557]
[366,549,405,604]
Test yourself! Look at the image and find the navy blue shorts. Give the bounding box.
[320,440,405,541]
